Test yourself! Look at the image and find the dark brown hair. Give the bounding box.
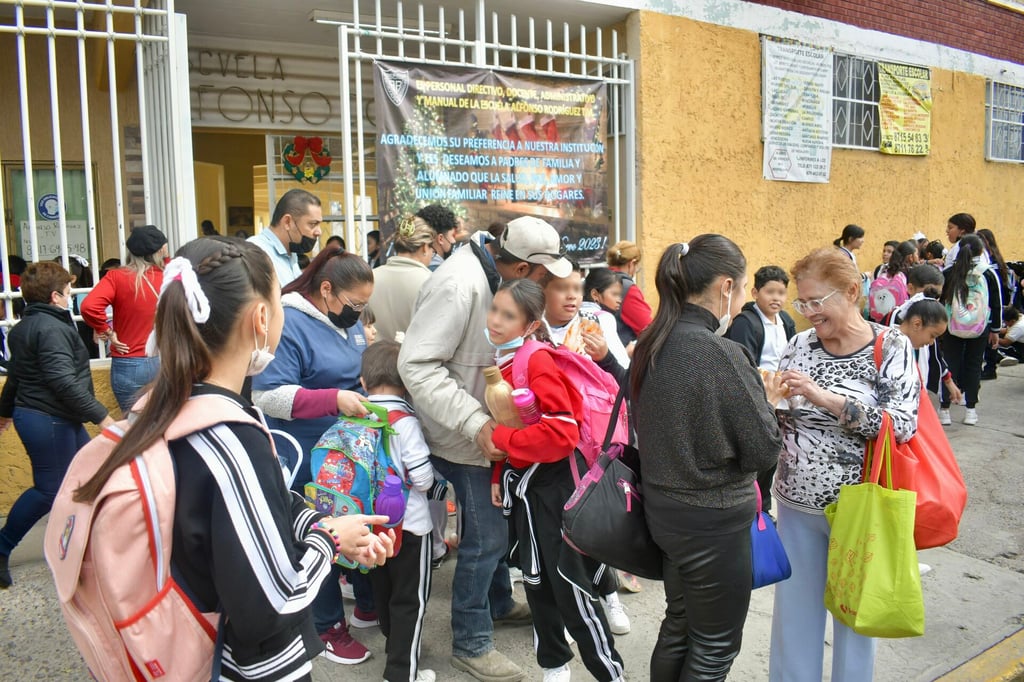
[496,278,552,343]
[361,340,403,391]
[74,237,276,502]
[283,245,373,299]
[20,261,73,304]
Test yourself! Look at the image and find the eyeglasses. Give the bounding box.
[792,289,840,316]
[339,291,367,312]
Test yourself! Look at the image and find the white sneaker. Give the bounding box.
[918,562,933,576]
[385,670,435,682]
[543,663,571,681]
[603,593,630,635]
[939,409,951,426]
[999,355,1019,367]
[964,408,978,426]
[508,566,524,587]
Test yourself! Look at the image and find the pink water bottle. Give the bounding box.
[512,388,540,425]
[373,475,406,555]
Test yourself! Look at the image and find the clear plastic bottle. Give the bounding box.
[511,388,540,425]
[483,366,525,428]
[373,475,406,555]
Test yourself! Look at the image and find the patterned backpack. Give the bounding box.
[868,272,908,322]
[946,264,990,338]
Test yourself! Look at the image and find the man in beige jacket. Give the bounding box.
[399,217,572,682]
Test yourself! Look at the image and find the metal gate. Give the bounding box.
[326,0,635,259]
[0,0,193,332]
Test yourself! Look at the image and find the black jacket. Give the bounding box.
[725,302,796,366]
[0,303,108,424]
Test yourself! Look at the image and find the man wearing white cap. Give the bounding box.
[399,216,570,682]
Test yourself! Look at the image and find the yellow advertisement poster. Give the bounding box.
[879,62,932,155]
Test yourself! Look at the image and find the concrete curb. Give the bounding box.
[934,628,1024,682]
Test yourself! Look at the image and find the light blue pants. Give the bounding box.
[769,504,876,682]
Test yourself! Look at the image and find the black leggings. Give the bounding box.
[940,333,988,408]
[645,488,753,682]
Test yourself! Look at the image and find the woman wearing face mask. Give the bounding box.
[0,262,114,589]
[251,245,378,666]
[632,236,785,681]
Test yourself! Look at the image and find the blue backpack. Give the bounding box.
[305,402,410,566]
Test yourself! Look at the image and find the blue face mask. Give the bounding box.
[484,327,526,352]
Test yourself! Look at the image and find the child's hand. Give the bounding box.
[945,379,964,405]
[491,483,503,507]
[581,330,609,362]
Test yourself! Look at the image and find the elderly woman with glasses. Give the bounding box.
[251,245,379,666]
[768,248,920,682]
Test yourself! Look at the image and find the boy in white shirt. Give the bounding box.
[362,340,444,682]
[998,306,1024,363]
[725,265,796,513]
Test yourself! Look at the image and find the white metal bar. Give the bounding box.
[546,20,553,72]
[438,6,446,63]
[0,141,13,325]
[375,0,382,56]
[169,9,197,248]
[418,3,425,62]
[353,0,368,257]
[611,31,620,243]
[529,17,535,72]
[474,0,485,66]
[580,25,587,76]
[397,0,405,60]
[510,15,517,65]
[458,9,465,63]
[623,54,637,243]
[136,0,152,223]
[77,3,101,285]
[264,134,276,226]
[491,12,498,67]
[338,25,357,254]
[15,5,38,261]
[0,25,167,41]
[107,1,127,263]
[46,4,70,269]
[14,0,164,15]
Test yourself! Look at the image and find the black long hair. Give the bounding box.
[885,240,918,278]
[630,235,746,398]
[941,234,985,308]
[833,224,864,248]
[977,229,1009,290]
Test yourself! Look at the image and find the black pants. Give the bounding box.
[940,333,988,408]
[512,462,624,680]
[369,532,432,682]
[645,488,753,682]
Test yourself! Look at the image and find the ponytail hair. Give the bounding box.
[631,235,746,398]
[74,237,276,503]
[885,240,918,278]
[833,224,864,248]
[903,298,948,328]
[977,228,1009,289]
[941,234,985,308]
[497,278,552,344]
[388,215,436,256]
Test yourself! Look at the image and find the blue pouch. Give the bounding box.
[751,484,792,589]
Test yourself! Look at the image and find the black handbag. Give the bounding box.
[561,384,663,580]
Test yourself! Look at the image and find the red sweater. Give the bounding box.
[611,268,653,336]
[80,266,162,357]
[491,348,582,470]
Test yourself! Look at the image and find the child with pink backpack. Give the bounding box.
[44,237,394,681]
[484,278,625,682]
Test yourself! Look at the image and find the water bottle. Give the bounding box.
[483,366,525,428]
[511,388,540,425]
[373,475,406,556]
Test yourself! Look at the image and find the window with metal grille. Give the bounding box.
[986,81,1024,162]
[832,54,880,150]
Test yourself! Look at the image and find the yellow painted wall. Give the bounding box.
[628,11,1024,310]
[0,33,141,264]
[0,367,120,513]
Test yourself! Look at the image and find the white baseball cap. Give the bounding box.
[499,216,572,278]
[912,232,927,241]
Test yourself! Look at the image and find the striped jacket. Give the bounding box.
[170,383,333,681]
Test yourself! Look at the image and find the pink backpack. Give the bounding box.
[868,272,908,322]
[511,340,629,466]
[44,394,270,681]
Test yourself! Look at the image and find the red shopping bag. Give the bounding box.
[871,334,967,549]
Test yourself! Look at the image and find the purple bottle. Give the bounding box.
[512,388,541,425]
[373,475,406,555]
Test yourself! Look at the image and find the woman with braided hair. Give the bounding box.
[367,216,436,344]
[70,237,394,680]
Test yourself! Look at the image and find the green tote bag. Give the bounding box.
[824,413,925,638]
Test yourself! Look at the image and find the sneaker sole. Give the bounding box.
[320,650,371,665]
[609,624,631,635]
[450,656,525,682]
[349,618,379,629]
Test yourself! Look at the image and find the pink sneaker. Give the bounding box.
[319,622,371,665]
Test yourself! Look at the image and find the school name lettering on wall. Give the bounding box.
[187,36,340,131]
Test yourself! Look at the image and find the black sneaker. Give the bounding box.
[431,543,451,570]
[980,371,997,381]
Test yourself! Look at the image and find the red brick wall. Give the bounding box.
[743,0,1024,66]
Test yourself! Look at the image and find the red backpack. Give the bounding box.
[511,340,629,466]
[44,394,273,681]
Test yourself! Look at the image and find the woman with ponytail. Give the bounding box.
[938,234,1002,425]
[632,236,785,681]
[72,237,393,680]
[832,224,865,265]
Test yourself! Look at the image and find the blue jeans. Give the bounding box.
[312,563,376,633]
[430,457,515,658]
[769,504,876,682]
[110,356,160,415]
[0,408,90,557]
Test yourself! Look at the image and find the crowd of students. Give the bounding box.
[0,194,1020,682]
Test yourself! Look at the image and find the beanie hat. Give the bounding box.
[126,225,168,257]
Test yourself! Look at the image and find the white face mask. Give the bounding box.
[715,286,733,336]
[246,322,274,376]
